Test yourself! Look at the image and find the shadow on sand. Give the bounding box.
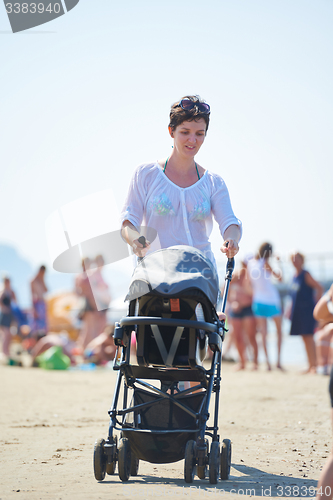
[99,462,318,497]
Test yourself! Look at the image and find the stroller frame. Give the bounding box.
[93,253,235,484]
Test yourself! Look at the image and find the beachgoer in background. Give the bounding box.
[289,252,323,374]
[0,277,17,360]
[89,254,111,336]
[315,286,333,499]
[30,331,76,365]
[31,265,48,336]
[228,259,258,370]
[247,242,283,371]
[84,325,116,365]
[314,284,333,375]
[75,258,100,349]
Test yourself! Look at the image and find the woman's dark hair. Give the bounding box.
[256,242,273,260]
[169,95,210,133]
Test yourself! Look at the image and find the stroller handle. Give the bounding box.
[137,236,147,263]
[120,316,220,334]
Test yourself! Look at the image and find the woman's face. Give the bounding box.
[291,253,303,270]
[170,118,206,158]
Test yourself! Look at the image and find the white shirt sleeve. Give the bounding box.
[210,174,242,238]
[120,165,147,231]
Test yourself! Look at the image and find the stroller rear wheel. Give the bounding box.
[118,437,131,482]
[197,464,206,480]
[220,438,231,480]
[130,454,139,476]
[184,440,196,483]
[93,438,106,481]
[209,441,220,484]
[106,436,117,475]
[197,438,208,479]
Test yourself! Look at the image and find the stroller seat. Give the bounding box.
[136,293,208,368]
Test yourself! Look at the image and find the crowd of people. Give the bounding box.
[0,244,332,374]
[223,242,332,375]
[0,255,115,367]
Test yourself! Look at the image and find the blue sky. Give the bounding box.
[1,0,332,282]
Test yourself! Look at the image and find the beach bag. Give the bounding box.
[36,346,70,370]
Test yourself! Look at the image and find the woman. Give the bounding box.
[290,252,323,374]
[0,277,17,360]
[121,95,241,265]
[314,283,333,499]
[75,258,101,349]
[228,259,258,370]
[30,265,48,336]
[247,242,283,370]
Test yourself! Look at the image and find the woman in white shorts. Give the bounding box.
[247,242,283,370]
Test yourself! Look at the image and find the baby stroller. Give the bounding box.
[93,244,234,484]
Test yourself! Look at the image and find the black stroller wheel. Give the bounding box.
[93,438,106,481]
[220,439,232,480]
[197,464,206,480]
[118,437,131,482]
[197,438,208,479]
[130,455,139,476]
[106,436,117,475]
[209,441,220,484]
[184,440,196,483]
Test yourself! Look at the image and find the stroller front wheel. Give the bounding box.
[93,438,106,481]
[220,438,232,480]
[118,437,131,482]
[130,454,139,476]
[209,441,220,484]
[184,440,196,483]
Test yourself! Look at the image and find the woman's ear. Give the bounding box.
[168,126,174,138]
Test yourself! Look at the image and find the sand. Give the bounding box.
[0,362,331,500]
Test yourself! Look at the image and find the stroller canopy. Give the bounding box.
[125,245,219,306]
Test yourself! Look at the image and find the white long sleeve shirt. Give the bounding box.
[121,162,242,266]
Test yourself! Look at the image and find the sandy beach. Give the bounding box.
[0,362,331,500]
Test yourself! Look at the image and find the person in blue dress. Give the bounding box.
[289,252,323,373]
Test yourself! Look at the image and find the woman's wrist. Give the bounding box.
[121,221,140,247]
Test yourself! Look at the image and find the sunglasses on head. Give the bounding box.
[179,98,210,114]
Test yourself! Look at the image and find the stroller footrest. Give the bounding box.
[122,364,208,385]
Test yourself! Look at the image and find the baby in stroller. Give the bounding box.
[93,244,235,484]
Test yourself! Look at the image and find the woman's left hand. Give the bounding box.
[221,239,239,258]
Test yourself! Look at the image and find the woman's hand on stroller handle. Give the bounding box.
[133,236,150,258]
[221,239,239,259]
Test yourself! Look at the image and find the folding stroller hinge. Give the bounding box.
[212,378,221,392]
[218,321,228,341]
[199,411,209,423]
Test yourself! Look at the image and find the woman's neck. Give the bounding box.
[166,151,196,175]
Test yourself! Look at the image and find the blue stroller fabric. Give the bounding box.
[125,245,219,306]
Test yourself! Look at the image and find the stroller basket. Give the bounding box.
[122,388,205,463]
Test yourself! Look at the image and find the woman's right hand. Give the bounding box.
[132,238,150,258]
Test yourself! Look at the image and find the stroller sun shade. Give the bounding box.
[125,245,219,306]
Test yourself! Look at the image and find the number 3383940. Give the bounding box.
[5,3,61,14]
